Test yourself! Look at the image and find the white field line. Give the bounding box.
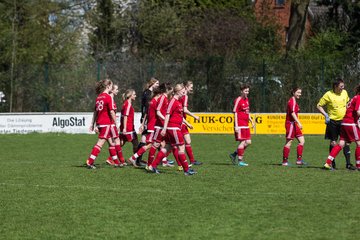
[1,182,360,196]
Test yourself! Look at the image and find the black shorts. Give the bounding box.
[325,119,342,141]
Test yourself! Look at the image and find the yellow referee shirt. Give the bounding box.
[317,90,349,121]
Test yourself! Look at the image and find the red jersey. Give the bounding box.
[147,97,158,131]
[233,96,250,126]
[167,97,183,128]
[179,95,188,118]
[155,94,168,127]
[342,95,360,124]
[95,92,115,125]
[286,97,299,122]
[120,100,135,132]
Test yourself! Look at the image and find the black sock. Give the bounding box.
[343,145,351,166]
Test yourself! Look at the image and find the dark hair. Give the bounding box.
[332,78,344,91]
[240,84,250,91]
[95,79,112,94]
[354,84,360,95]
[291,87,301,95]
[153,82,172,95]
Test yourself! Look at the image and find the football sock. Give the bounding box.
[136,142,146,163]
[185,144,195,163]
[172,147,181,166]
[152,148,166,168]
[326,145,342,165]
[283,146,290,162]
[109,146,120,165]
[178,151,189,172]
[343,145,351,165]
[237,147,244,161]
[297,144,304,161]
[115,144,125,163]
[147,145,157,165]
[329,144,336,164]
[87,144,101,165]
[355,146,360,169]
[130,146,147,161]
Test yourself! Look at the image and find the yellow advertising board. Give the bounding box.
[186,113,326,135]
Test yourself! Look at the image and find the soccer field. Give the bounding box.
[0,133,359,239]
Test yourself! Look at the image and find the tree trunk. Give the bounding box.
[286,0,310,53]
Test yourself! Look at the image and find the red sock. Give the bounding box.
[115,144,125,163]
[178,152,189,172]
[355,146,360,169]
[283,146,290,162]
[87,144,101,165]
[130,146,147,161]
[148,146,157,165]
[185,144,195,163]
[172,147,181,166]
[297,144,304,161]
[109,146,120,165]
[326,145,342,164]
[152,149,166,168]
[237,147,244,160]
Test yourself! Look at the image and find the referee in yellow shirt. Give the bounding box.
[317,78,356,170]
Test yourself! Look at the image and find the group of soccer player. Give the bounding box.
[86,76,360,173]
[230,79,360,171]
[85,78,202,176]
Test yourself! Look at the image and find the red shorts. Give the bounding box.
[285,121,303,140]
[340,124,360,142]
[145,130,154,144]
[234,127,251,141]
[98,125,118,139]
[153,127,170,144]
[166,128,184,146]
[181,124,190,135]
[120,131,137,142]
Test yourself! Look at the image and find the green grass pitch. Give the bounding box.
[1,133,359,239]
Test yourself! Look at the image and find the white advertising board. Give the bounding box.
[0,113,142,134]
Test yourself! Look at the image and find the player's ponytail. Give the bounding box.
[95,79,112,94]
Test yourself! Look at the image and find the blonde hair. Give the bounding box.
[183,81,193,88]
[95,79,113,94]
[122,89,135,101]
[174,83,185,93]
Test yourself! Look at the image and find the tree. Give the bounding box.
[286,0,310,53]
[0,0,82,112]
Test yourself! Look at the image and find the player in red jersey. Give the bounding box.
[127,85,163,166]
[229,84,254,167]
[85,79,120,169]
[120,89,139,165]
[105,84,126,166]
[150,84,196,176]
[324,84,360,170]
[137,78,160,165]
[179,81,202,167]
[146,83,174,169]
[282,87,306,166]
